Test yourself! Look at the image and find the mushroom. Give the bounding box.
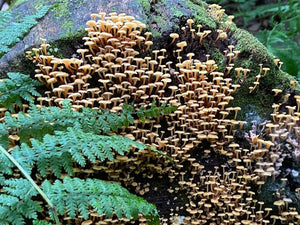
[47,77,57,90]
[144,41,153,52]
[59,84,74,98]
[176,41,187,51]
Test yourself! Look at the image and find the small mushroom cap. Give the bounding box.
[145,41,153,45]
[176,41,187,48]
[170,33,179,39]
[273,200,285,206]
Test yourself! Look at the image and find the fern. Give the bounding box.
[136,101,176,122]
[33,221,53,225]
[0,11,12,29]
[0,5,51,57]
[0,126,161,224]
[0,123,9,150]
[0,177,159,225]
[1,127,146,178]
[0,70,175,224]
[0,178,42,225]
[0,72,42,112]
[256,23,300,80]
[1,100,176,148]
[229,0,300,79]
[42,177,159,223]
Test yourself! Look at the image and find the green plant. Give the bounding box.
[0,145,59,225]
[256,25,300,80]
[0,72,41,112]
[0,74,176,224]
[0,144,159,225]
[254,1,300,80]
[0,103,174,224]
[0,5,51,58]
[0,100,176,148]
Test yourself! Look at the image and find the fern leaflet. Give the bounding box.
[0,5,51,57]
[42,177,159,223]
[4,127,148,177]
[0,178,42,225]
[0,72,42,112]
[1,100,176,148]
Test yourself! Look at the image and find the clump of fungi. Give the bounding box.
[3,6,298,225]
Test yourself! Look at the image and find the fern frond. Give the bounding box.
[33,220,53,225]
[0,149,14,176]
[42,177,159,223]
[0,123,9,150]
[0,73,42,112]
[0,178,42,225]
[2,99,176,148]
[0,5,51,57]
[0,11,12,29]
[126,101,177,122]
[8,127,148,177]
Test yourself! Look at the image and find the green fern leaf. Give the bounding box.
[0,174,5,185]
[2,99,176,146]
[0,73,41,112]
[0,11,12,29]
[49,156,64,178]
[8,127,160,178]
[78,200,89,220]
[61,152,74,176]
[42,177,159,223]
[0,194,19,206]
[65,195,78,218]
[0,123,9,149]
[9,214,26,225]
[33,220,53,225]
[0,152,13,176]
[18,199,41,220]
[0,179,41,225]
[0,5,51,57]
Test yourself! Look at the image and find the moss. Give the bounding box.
[152,30,162,39]
[227,24,299,118]
[229,23,299,96]
[138,0,151,12]
[34,0,87,40]
[151,14,170,36]
[186,0,216,29]
[233,28,273,65]
[8,53,36,76]
[60,21,75,38]
[160,0,184,19]
[172,8,185,18]
[233,86,274,121]
[48,29,87,58]
[230,65,300,122]
[35,0,86,17]
[211,48,226,71]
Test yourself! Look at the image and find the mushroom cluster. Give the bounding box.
[27,12,248,156]
[22,9,300,225]
[26,12,170,113]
